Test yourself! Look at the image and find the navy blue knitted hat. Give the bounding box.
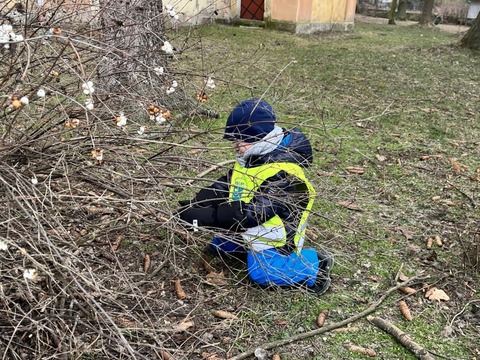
[224,98,276,143]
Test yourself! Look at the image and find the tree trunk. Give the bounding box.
[98,0,166,94]
[419,0,435,25]
[388,0,398,25]
[397,0,408,20]
[459,11,480,50]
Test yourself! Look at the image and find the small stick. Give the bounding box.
[184,159,236,186]
[367,316,435,360]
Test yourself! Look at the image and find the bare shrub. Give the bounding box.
[0,1,220,358]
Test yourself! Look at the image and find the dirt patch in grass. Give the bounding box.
[355,14,470,34]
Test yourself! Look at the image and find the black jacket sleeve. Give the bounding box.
[178,170,308,236]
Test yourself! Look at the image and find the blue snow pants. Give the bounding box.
[211,236,319,287]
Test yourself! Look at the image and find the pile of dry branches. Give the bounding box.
[0,2,218,358]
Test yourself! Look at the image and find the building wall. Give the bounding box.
[166,0,357,31]
[467,2,480,19]
[270,0,299,22]
[165,0,229,25]
[268,0,355,24]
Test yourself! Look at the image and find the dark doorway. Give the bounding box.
[241,0,265,21]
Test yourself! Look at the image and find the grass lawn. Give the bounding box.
[159,18,479,359]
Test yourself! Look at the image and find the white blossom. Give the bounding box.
[23,268,38,280]
[20,96,29,105]
[137,126,145,135]
[36,89,46,98]
[155,115,167,124]
[1,24,13,33]
[85,98,94,110]
[154,67,164,75]
[82,81,95,95]
[31,177,38,185]
[13,34,23,42]
[116,113,127,127]
[171,80,178,88]
[0,240,8,251]
[166,87,175,95]
[161,41,173,54]
[165,4,173,11]
[206,77,216,89]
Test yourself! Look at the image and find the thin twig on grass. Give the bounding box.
[367,316,435,360]
[446,180,477,208]
[354,100,394,123]
[228,275,421,360]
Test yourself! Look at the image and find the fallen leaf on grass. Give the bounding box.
[399,286,417,295]
[441,200,458,207]
[272,354,281,360]
[212,310,237,319]
[376,154,386,162]
[398,272,410,282]
[399,300,413,321]
[156,215,169,222]
[450,158,469,174]
[174,320,194,332]
[349,344,377,357]
[111,235,123,252]
[144,254,151,272]
[160,350,174,360]
[338,201,364,211]
[419,154,443,160]
[434,235,443,247]
[173,280,187,299]
[306,229,319,240]
[431,195,441,201]
[205,271,228,286]
[425,287,450,302]
[316,309,329,328]
[201,353,225,360]
[345,166,365,174]
[426,237,433,249]
[317,170,335,177]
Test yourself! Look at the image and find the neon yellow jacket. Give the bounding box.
[229,161,315,253]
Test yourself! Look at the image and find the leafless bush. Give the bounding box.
[0,1,221,358]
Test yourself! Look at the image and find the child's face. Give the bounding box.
[232,140,253,156]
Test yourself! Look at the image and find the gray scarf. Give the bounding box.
[236,125,284,166]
